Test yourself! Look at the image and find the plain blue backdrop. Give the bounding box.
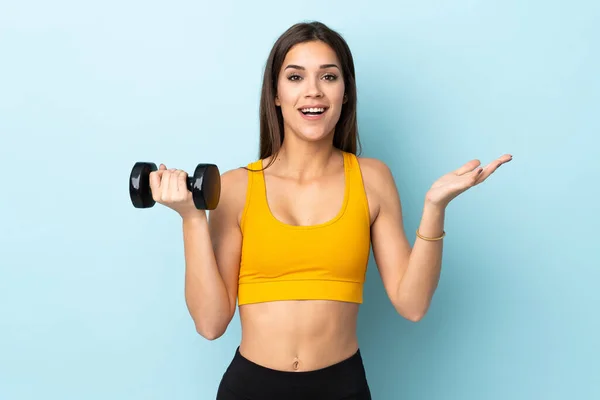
[1,1,598,399]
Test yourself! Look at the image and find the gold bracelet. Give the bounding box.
[416,229,446,241]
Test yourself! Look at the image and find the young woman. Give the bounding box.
[149,21,512,400]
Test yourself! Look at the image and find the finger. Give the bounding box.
[168,169,178,195]
[149,169,164,200]
[483,154,512,171]
[480,155,511,178]
[161,170,173,200]
[454,159,481,175]
[151,163,167,192]
[177,170,188,193]
[469,166,484,185]
[474,162,501,185]
[474,167,494,185]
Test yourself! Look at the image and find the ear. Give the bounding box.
[275,95,281,106]
[342,93,348,104]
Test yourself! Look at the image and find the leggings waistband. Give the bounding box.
[217,347,371,399]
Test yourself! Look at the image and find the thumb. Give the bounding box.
[178,170,188,192]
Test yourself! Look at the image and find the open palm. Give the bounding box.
[425,154,513,208]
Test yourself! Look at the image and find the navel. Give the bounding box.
[292,356,300,371]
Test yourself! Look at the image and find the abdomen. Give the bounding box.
[238,299,360,372]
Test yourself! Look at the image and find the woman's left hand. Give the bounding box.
[425,154,513,209]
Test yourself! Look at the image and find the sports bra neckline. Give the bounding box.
[255,151,351,230]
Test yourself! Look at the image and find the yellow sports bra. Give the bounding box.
[238,151,371,306]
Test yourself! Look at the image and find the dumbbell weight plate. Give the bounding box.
[129,162,158,208]
[190,164,221,210]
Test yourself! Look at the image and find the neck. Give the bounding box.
[272,135,339,179]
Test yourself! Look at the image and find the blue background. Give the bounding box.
[1,1,598,399]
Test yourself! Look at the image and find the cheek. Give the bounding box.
[329,85,345,105]
[276,80,296,102]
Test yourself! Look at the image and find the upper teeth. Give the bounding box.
[301,107,325,113]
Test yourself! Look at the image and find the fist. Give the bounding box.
[148,164,200,218]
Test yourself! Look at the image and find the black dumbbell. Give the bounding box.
[129,162,221,210]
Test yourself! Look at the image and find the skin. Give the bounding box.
[149,40,513,372]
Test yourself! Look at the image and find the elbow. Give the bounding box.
[404,311,426,322]
[196,324,226,340]
[198,330,224,341]
[187,301,234,341]
[394,301,428,322]
[193,313,231,340]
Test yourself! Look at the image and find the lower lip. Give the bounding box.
[298,109,327,120]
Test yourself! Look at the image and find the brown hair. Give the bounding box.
[257,21,361,169]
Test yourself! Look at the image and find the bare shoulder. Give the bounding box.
[356,156,400,222]
[356,157,396,196]
[210,165,249,225]
[220,166,249,198]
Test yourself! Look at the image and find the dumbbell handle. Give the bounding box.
[185,177,194,192]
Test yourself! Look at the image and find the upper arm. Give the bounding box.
[207,167,248,317]
[359,158,412,306]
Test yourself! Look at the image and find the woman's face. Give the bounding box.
[275,40,346,144]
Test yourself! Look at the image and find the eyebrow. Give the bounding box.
[284,64,340,71]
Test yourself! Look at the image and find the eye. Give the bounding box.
[323,73,338,81]
[287,74,302,81]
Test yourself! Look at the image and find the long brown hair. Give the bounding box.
[257,21,361,169]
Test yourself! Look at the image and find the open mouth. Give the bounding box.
[298,107,328,119]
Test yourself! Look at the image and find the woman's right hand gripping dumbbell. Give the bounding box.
[149,164,205,220]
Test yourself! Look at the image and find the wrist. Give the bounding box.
[423,199,446,216]
[181,211,207,224]
[417,200,446,239]
[424,189,453,211]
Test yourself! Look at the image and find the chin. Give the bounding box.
[297,128,334,142]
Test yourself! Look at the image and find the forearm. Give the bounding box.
[181,215,231,339]
[396,202,446,321]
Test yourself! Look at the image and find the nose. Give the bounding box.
[304,76,323,98]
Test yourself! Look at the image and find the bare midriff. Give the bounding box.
[238,299,360,372]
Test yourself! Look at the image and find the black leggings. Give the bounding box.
[216,347,372,400]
